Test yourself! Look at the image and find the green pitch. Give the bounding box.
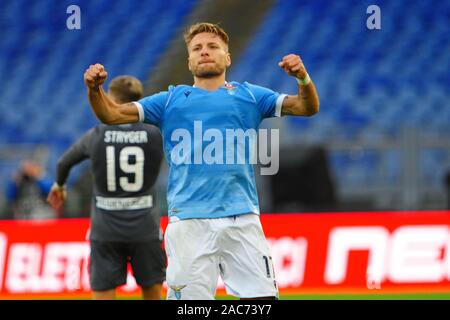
[37,292,450,300]
[282,293,450,300]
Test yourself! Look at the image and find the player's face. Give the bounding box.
[187,32,231,78]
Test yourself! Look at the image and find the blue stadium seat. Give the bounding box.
[0,0,448,198]
[229,0,450,191]
[0,0,197,186]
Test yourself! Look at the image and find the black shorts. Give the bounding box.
[89,240,166,291]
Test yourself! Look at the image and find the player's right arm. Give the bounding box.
[84,64,139,124]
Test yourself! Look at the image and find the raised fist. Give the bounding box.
[84,63,108,90]
[278,54,307,80]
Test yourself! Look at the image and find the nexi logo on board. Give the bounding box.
[268,237,308,287]
[325,226,450,286]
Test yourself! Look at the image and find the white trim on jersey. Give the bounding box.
[275,94,287,117]
[133,101,145,122]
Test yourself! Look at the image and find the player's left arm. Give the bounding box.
[278,54,320,116]
[47,130,92,209]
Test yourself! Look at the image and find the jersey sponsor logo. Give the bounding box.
[104,131,148,144]
[95,195,153,211]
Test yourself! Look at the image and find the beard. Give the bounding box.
[191,63,226,78]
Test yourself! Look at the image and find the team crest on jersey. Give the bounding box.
[225,83,236,95]
[170,284,187,300]
[224,83,236,90]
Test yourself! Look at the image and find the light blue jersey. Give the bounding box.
[134,81,286,220]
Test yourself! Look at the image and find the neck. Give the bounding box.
[193,73,226,91]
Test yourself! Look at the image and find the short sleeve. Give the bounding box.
[134,91,169,127]
[243,82,287,119]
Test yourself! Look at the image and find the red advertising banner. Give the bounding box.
[259,211,450,294]
[0,211,450,298]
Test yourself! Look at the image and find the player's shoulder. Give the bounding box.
[168,84,195,96]
[76,125,103,148]
[145,84,194,102]
[109,122,154,132]
[132,122,160,135]
[237,81,267,90]
[227,81,264,102]
[224,80,247,89]
[171,84,193,90]
[129,123,162,146]
[96,123,134,132]
[119,123,160,137]
[89,124,106,136]
[230,81,267,93]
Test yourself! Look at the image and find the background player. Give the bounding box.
[83,22,319,299]
[47,76,165,300]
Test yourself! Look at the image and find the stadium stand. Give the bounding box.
[0,0,197,194]
[229,0,450,209]
[0,0,448,212]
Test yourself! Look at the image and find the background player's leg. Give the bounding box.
[128,241,166,300]
[141,284,163,300]
[92,289,116,300]
[90,241,128,300]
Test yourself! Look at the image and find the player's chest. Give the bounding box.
[164,90,258,126]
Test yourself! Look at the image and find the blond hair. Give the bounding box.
[108,76,143,103]
[184,22,229,48]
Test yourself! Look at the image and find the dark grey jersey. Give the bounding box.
[56,123,163,242]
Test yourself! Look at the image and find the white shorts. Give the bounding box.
[164,213,278,300]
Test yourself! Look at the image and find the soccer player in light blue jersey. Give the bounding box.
[84,22,319,300]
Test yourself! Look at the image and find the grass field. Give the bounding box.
[287,293,450,300]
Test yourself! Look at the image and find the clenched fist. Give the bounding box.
[84,63,108,90]
[278,54,307,80]
[47,184,67,210]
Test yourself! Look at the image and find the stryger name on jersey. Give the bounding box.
[104,131,148,144]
